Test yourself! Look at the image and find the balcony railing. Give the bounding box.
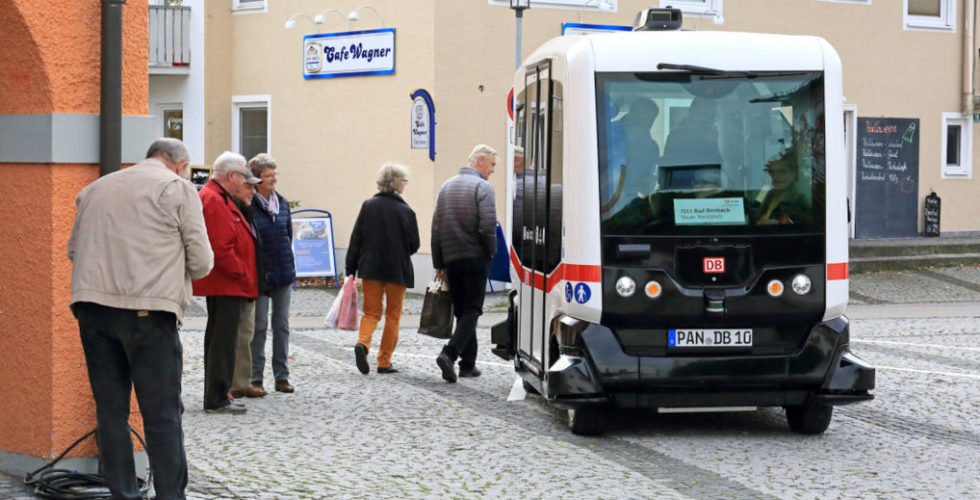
[149,5,191,74]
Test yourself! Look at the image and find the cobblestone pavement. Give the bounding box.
[4,267,980,499]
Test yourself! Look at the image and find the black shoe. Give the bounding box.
[377,365,399,374]
[436,353,457,383]
[205,403,246,415]
[354,343,369,375]
[458,366,481,378]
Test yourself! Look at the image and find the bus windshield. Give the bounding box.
[596,71,826,236]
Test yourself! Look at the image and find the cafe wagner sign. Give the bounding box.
[303,28,395,79]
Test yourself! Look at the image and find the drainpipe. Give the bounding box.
[963,0,975,116]
[100,0,126,177]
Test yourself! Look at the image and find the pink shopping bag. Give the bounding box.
[337,276,359,331]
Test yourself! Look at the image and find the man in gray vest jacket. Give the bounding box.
[433,144,498,383]
[68,138,214,499]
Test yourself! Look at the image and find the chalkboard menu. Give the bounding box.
[855,118,920,238]
[923,192,941,237]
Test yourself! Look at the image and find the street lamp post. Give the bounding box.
[510,0,530,70]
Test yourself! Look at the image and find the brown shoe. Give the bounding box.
[275,380,294,393]
[243,386,267,398]
[229,389,245,399]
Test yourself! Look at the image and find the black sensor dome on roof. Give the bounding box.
[634,7,683,31]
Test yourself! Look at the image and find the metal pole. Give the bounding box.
[100,0,126,177]
[515,7,523,70]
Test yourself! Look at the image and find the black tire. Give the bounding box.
[522,379,540,395]
[786,403,833,434]
[568,406,606,436]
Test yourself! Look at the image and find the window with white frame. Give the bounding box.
[659,0,723,24]
[233,96,271,160]
[904,0,955,32]
[233,0,266,13]
[941,112,971,178]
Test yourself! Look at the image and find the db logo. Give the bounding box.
[703,257,725,274]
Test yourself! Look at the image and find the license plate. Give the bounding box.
[668,329,753,347]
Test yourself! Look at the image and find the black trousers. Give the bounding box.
[203,296,244,410]
[443,257,490,371]
[74,302,187,500]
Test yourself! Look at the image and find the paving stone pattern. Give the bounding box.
[4,267,980,499]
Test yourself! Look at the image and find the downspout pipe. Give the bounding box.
[963,0,975,116]
[100,0,126,177]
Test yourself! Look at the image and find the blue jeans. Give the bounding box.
[251,284,292,383]
[73,302,187,500]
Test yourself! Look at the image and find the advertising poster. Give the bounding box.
[292,217,336,278]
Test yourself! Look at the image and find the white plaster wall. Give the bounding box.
[148,0,205,166]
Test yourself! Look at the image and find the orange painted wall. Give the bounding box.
[0,0,149,459]
[0,165,100,457]
[0,165,56,455]
[1,0,148,115]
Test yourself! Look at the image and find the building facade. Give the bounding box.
[205,0,980,289]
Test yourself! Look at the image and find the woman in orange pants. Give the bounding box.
[345,162,420,374]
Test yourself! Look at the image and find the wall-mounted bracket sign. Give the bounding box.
[303,28,395,79]
[561,22,631,35]
[410,89,436,161]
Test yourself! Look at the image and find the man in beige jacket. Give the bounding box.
[68,138,213,500]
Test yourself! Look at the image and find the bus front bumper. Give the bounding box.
[546,317,875,409]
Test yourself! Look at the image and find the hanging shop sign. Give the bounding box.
[410,89,435,161]
[303,28,396,79]
[411,96,429,150]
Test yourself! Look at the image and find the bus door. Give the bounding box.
[517,61,555,374]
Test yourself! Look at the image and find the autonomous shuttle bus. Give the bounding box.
[491,9,875,436]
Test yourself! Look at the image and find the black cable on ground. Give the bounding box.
[24,426,152,499]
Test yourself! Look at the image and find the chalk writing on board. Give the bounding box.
[855,117,920,238]
[923,193,940,237]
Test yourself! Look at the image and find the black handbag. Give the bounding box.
[418,288,453,339]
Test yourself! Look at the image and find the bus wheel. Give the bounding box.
[785,403,833,434]
[568,406,605,436]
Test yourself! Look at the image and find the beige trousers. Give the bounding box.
[232,300,256,390]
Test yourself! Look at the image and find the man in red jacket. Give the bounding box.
[193,151,261,414]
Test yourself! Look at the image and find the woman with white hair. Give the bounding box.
[346,162,420,374]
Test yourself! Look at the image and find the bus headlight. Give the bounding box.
[616,277,636,297]
[791,274,812,295]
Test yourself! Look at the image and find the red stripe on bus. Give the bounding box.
[827,262,848,280]
[563,263,602,282]
[509,245,602,292]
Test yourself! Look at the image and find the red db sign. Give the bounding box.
[703,257,725,274]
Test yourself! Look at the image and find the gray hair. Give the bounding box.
[467,144,497,165]
[212,151,247,179]
[145,138,189,165]
[376,162,409,194]
[248,153,277,177]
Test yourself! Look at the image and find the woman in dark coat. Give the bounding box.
[346,162,420,374]
[248,153,297,394]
